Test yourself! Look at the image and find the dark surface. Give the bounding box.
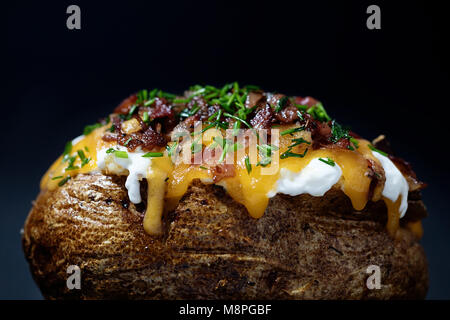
[2,0,449,299]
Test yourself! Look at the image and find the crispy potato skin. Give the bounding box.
[23,173,428,299]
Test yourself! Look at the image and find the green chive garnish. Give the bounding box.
[142,111,149,123]
[114,151,128,158]
[368,144,388,157]
[124,137,132,146]
[58,176,71,187]
[281,126,305,136]
[318,157,336,166]
[245,156,252,174]
[142,152,164,158]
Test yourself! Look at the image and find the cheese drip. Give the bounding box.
[41,124,411,236]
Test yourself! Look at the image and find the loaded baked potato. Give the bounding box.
[23,84,428,299]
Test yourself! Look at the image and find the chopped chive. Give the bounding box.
[77,150,86,161]
[51,176,63,180]
[124,137,132,146]
[191,122,216,136]
[166,142,178,158]
[281,126,305,136]
[128,105,138,116]
[368,144,388,157]
[108,124,115,132]
[295,104,308,111]
[275,96,289,112]
[144,98,156,106]
[106,148,115,154]
[58,176,71,187]
[218,142,229,163]
[223,112,252,129]
[319,157,336,166]
[245,156,252,174]
[63,141,72,156]
[83,123,102,135]
[149,88,158,99]
[280,148,308,159]
[173,98,189,104]
[84,146,89,152]
[207,111,219,121]
[191,141,203,154]
[161,92,176,99]
[65,165,79,171]
[142,152,164,158]
[142,111,149,123]
[189,104,200,116]
[199,165,208,170]
[349,137,359,148]
[81,158,90,167]
[114,151,128,158]
[204,92,218,100]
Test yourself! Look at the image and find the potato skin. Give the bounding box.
[23,173,428,299]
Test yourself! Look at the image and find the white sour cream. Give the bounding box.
[267,158,342,198]
[97,146,152,204]
[372,151,409,218]
[71,135,85,145]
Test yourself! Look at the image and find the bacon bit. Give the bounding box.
[211,164,236,183]
[140,127,167,150]
[310,120,332,149]
[294,96,320,107]
[114,94,137,114]
[245,91,264,109]
[389,155,427,191]
[187,96,208,110]
[250,104,274,129]
[147,97,174,119]
[275,106,299,124]
[267,93,285,107]
[372,135,426,190]
[195,104,220,121]
[348,131,361,139]
[102,114,166,151]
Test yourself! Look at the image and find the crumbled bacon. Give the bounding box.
[250,104,274,129]
[102,114,167,152]
[310,120,332,149]
[294,96,319,107]
[114,94,137,114]
[245,91,264,109]
[211,164,236,183]
[274,106,299,124]
[146,97,174,119]
[373,135,425,190]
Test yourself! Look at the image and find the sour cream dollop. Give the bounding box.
[97,146,152,204]
[267,158,342,198]
[372,151,409,217]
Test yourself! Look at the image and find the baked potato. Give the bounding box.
[22,84,428,299]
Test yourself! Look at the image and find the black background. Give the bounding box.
[2,0,449,299]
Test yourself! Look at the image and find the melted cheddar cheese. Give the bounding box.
[41,124,411,237]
